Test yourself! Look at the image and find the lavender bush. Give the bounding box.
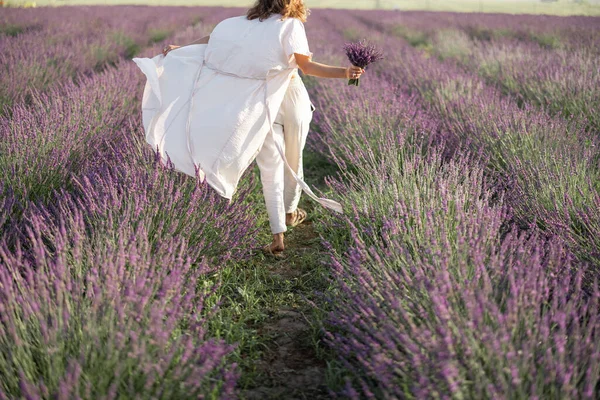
[0,145,258,397]
[0,7,241,242]
[0,184,16,243]
[305,8,600,398]
[433,32,600,133]
[353,9,600,53]
[32,134,261,267]
[367,13,600,132]
[306,54,600,397]
[326,217,599,399]
[0,7,250,397]
[0,209,238,399]
[345,11,600,279]
[0,62,141,243]
[309,72,438,165]
[0,6,208,112]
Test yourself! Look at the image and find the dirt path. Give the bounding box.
[241,212,332,400]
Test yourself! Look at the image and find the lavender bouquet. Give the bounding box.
[343,40,384,86]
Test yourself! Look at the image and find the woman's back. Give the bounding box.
[205,14,305,78]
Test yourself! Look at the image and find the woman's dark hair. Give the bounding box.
[247,0,308,22]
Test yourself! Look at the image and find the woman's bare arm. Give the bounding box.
[294,53,364,80]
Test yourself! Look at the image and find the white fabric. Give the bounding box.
[132,14,343,214]
[279,76,313,214]
[256,113,287,234]
[258,75,314,234]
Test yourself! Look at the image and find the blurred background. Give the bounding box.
[2,0,600,16]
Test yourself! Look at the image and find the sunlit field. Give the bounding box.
[5,0,600,15]
[1,3,600,399]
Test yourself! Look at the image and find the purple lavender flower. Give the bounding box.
[343,40,384,86]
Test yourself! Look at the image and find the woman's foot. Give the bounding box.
[262,233,285,258]
[286,208,307,227]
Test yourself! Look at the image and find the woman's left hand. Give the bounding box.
[162,44,180,57]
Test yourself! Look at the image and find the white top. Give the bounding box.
[133,14,342,213]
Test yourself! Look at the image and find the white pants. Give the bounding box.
[255,75,314,234]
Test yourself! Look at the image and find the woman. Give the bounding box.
[134,0,364,257]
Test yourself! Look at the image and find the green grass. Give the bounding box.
[202,163,346,393]
[110,31,141,59]
[0,23,25,36]
[391,25,432,50]
[464,26,563,49]
[7,0,600,16]
[209,245,330,385]
[147,28,171,44]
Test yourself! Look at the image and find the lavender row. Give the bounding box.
[327,173,599,398]
[358,11,600,133]
[0,60,142,241]
[305,8,600,398]
[0,7,241,241]
[323,146,599,399]
[0,6,212,112]
[352,10,600,52]
[0,192,239,399]
[0,7,251,397]
[346,10,600,279]
[445,35,600,133]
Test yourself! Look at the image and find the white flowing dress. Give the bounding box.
[132,14,342,213]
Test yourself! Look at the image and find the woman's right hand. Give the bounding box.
[346,66,365,80]
[162,44,180,57]
[294,53,366,80]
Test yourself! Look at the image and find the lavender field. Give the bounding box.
[1,5,599,399]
